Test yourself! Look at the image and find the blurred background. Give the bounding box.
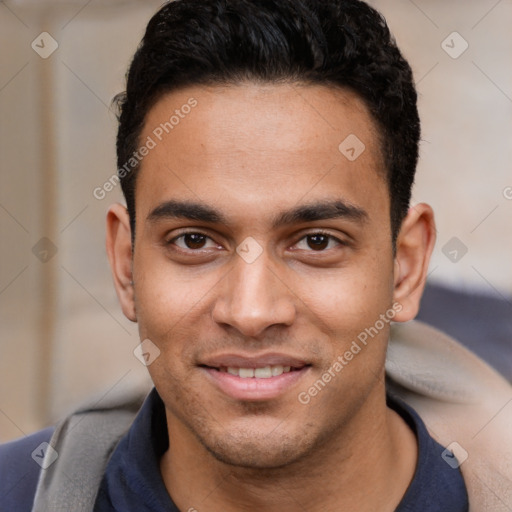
[0,0,511,442]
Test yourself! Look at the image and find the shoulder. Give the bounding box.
[0,427,54,512]
[387,320,512,510]
[389,395,468,511]
[30,379,152,511]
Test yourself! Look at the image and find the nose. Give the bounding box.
[211,249,297,339]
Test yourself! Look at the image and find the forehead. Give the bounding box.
[135,82,389,230]
[142,82,382,159]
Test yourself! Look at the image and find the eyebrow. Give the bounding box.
[147,199,368,228]
[271,199,368,228]
[148,200,225,224]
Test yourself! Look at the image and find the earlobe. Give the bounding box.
[105,203,137,322]
[392,203,436,322]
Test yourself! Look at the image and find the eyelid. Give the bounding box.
[291,230,347,250]
[165,229,348,252]
[166,229,220,249]
[299,229,343,241]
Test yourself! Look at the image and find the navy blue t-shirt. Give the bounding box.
[94,389,468,511]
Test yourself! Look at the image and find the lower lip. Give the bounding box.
[202,367,310,401]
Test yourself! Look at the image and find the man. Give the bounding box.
[1,0,511,510]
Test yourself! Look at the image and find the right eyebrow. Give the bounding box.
[147,200,227,225]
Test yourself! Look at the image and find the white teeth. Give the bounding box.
[223,365,293,378]
[254,366,272,378]
[239,368,255,378]
[271,365,284,376]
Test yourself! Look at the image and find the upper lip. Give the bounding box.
[200,353,309,369]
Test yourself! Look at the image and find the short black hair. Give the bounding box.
[114,0,420,245]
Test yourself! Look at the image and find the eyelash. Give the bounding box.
[166,230,346,253]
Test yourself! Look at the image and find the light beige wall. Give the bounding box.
[379,0,512,295]
[1,0,511,441]
[0,1,159,442]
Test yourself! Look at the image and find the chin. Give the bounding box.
[195,419,318,470]
[206,437,307,469]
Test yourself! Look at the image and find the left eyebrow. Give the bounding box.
[270,199,368,229]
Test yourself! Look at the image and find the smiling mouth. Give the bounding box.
[202,364,308,379]
[200,361,311,400]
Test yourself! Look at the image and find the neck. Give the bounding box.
[160,385,417,512]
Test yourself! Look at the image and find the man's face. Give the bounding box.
[131,83,396,468]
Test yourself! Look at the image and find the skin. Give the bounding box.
[106,83,436,511]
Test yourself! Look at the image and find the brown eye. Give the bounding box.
[169,232,217,251]
[183,233,207,249]
[306,234,329,251]
[294,232,342,252]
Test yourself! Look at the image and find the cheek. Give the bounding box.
[132,253,215,350]
[293,254,395,336]
[133,264,211,395]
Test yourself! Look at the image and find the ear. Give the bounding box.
[106,203,137,322]
[392,203,436,322]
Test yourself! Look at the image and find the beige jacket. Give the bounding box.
[387,321,512,511]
